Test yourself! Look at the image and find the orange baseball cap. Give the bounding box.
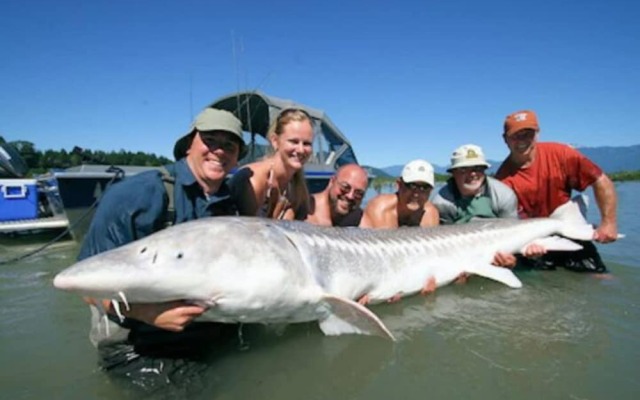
[503,110,539,136]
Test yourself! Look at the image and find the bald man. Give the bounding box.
[306,164,369,227]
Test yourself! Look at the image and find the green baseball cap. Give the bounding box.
[173,108,246,160]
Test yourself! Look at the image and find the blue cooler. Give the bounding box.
[0,179,39,221]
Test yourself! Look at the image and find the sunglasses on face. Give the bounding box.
[337,181,366,200]
[402,181,432,193]
[456,166,486,174]
[199,132,239,153]
[507,130,536,141]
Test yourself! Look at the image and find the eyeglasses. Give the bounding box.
[402,181,432,193]
[336,181,366,200]
[199,132,240,153]
[506,129,536,141]
[455,166,486,174]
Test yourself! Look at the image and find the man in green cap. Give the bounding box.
[78,108,246,391]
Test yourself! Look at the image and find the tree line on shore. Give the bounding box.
[2,138,171,175]
[3,136,639,184]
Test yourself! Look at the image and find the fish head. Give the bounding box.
[53,217,312,305]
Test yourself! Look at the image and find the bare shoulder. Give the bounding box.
[363,194,397,228]
[424,201,439,213]
[365,193,396,212]
[244,160,271,190]
[421,202,440,227]
[306,192,328,224]
[245,160,270,176]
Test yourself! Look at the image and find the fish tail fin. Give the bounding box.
[465,264,522,289]
[319,294,396,341]
[550,195,595,241]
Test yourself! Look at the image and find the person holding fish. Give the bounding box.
[306,163,369,227]
[78,108,246,390]
[432,144,524,268]
[496,109,618,272]
[230,108,314,220]
[433,144,517,224]
[360,159,440,228]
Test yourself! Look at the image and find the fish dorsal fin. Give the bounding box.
[319,294,396,341]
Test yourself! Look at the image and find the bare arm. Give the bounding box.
[281,207,296,220]
[84,297,205,332]
[592,173,618,243]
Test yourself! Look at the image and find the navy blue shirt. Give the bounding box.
[78,159,237,260]
[77,159,239,367]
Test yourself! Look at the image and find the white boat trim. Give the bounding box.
[0,215,69,233]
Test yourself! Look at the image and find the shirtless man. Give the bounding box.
[360,159,439,229]
[306,164,369,227]
[358,159,440,304]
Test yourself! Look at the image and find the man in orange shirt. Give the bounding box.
[495,110,618,272]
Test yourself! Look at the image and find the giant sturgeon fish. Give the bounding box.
[54,199,599,341]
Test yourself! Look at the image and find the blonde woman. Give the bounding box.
[231,108,314,219]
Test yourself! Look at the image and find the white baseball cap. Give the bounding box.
[447,144,491,172]
[401,159,435,187]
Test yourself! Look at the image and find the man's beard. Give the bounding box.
[330,195,354,215]
[461,179,483,193]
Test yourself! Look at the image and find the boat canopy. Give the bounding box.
[0,142,28,178]
[208,91,358,169]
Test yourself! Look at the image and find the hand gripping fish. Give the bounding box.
[54,199,604,341]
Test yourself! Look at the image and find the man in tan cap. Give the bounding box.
[78,108,246,388]
[432,144,519,267]
[360,159,440,228]
[306,163,369,226]
[433,144,517,224]
[496,109,618,272]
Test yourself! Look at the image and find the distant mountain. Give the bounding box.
[362,165,393,178]
[381,163,450,176]
[380,165,403,177]
[576,145,640,173]
[380,144,640,175]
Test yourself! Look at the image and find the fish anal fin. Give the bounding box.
[464,264,522,289]
[319,294,395,341]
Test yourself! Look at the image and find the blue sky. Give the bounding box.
[1,0,638,168]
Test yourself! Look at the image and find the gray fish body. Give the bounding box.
[269,217,552,300]
[53,200,595,339]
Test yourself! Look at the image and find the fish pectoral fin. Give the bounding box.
[319,294,396,341]
[464,263,522,289]
[521,236,583,253]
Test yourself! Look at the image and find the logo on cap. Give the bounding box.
[466,149,478,159]
[513,112,529,122]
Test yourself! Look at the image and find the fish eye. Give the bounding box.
[177,252,183,259]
